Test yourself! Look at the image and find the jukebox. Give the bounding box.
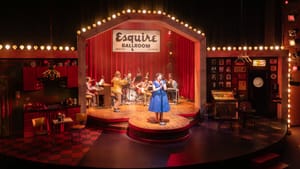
[211,90,238,120]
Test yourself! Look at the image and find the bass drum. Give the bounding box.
[126,89,137,101]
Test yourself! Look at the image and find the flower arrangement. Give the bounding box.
[42,65,60,80]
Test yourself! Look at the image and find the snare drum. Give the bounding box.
[126,89,137,101]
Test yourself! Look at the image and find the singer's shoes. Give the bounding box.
[159,121,166,126]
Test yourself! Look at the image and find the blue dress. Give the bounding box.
[148,80,170,113]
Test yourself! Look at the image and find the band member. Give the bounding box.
[122,72,134,103]
[96,75,105,106]
[148,73,170,125]
[144,72,150,79]
[96,75,105,86]
[166,73,178,103]
[134,68,143,84]
[135,77,152,105]
[111,71,128,112]
[86,76,101,106]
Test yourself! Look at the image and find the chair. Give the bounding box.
[31,117,50,144]
[239,101,257,128]
[71,113,87,142]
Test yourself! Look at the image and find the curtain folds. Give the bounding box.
[86,29,195,100]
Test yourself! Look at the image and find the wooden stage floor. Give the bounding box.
[87,99,199,122]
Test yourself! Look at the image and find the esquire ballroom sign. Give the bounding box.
[112,30,160,52]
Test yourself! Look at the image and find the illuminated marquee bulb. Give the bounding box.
[26,45,32,50]
[5,44,11,50]
[46,45,51,50]
[19,45,24,50]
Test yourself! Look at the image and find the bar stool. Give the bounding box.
[86,94,93,107]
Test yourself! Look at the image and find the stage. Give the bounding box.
[86,99,200,143]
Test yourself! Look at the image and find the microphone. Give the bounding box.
[160,80,165,90]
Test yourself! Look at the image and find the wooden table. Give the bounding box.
[52,117,73,144]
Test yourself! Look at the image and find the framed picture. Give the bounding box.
[238,80,247,90]
[219,74,224,81]
[211,59,217,65]
[226,74,231,80]
[225,81,231,88]
[212,82,217,88]
[218,81,224,88]
[270,65,277,72]
[225,66,231,72]
[218,59,224,65]
[210,66,217,73]
[219,66,224,72]
[270,58,277,64]
[226,59,232,65]
[211,74,217,81]
[270,73,277,80]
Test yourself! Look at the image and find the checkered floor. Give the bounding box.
[0,128,102,167]
[0,118,287,169]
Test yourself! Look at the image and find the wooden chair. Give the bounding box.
[71,113,87,142]
[31,117,50,144]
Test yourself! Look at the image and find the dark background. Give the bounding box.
[0,0,283,47]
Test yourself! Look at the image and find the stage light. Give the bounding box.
[289,39,296,46]
[288,14,296,22]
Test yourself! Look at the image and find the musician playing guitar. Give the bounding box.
[166,73,178,103]
[135,77,152,105]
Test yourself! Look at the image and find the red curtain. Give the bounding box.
[85,23,195,100]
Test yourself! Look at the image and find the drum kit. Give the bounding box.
[126,88,138,101]
[124,83,152,103]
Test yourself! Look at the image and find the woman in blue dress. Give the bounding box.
[148,73,170,125]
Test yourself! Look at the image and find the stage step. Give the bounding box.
[265,162,289,169]
[251,152,281,169]
[105,122,128,133]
